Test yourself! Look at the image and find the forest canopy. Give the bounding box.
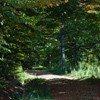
[0,0,100,79]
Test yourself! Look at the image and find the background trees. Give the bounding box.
[0,0,100,79]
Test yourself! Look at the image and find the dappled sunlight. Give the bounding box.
[37,74,75,80]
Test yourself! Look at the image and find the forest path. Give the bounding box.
[25,69,76,80]
[25,69,100,100]
[0,69,100,100]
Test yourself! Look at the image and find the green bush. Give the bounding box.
[70,61,100,79]
[13,79,53,100]
[0,80,9,88]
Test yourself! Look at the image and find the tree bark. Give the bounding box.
[60,27,66,70]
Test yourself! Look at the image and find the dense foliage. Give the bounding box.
[0,0,100,79]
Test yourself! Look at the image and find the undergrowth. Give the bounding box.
[13,79,53,100]
[70,61,100,79]
[0,80,9,88]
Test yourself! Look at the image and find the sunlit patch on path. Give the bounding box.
[37,74,75,80]
[25,69,76,80]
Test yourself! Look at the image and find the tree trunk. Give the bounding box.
[60,27,66,70]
